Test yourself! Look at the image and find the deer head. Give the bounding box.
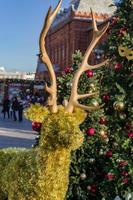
[39,0,109,114]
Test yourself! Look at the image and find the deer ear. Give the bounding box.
[73,108,87,125]
[24,103,49,123]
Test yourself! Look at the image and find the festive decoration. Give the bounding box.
[0,1,110,200]
[118,46,133,60]
[113,101,125,111]
[80,173,87,180]
[114,63,122,70]
[86,70,94,78]
[32,121,42,132]
[86,127,96,136]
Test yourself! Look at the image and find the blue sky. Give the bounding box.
[0,0,69,72]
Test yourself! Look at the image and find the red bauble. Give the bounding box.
[99,117,107,125]
[86,128,96,136]
[128,132,133,138]
[32,121,42,132]
[122,178,129,184]
[119,160,128,168]
[122,171,129,177]
[114,63,122,70]
[106,150,113,157]
[119,28,127,35]
[64,66,72,74]
[88,184,97,193]
[102,94,110,102]
[105,173,115,180]
[86,70,94,78]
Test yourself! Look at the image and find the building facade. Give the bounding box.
[35,0,116,81]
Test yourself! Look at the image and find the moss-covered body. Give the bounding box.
[0,105,85,200]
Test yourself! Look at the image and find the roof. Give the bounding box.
[51,0,116,29]
[70,0,116,15]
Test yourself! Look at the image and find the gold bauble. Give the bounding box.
[89,83,96,91]
[99,130,108,140]
[80,173,87,180]
[89,158,95,164]
[113,101,125,111]
[119,112,126,120]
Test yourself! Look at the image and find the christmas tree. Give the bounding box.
[58,0,133,198]
[99,0,133,198]
[57,50,110,200]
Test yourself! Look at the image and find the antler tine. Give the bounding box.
[65,10,109,113]
[39,0,62,113]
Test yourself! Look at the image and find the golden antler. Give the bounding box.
[65,10,109,113]
[39,0,62,113]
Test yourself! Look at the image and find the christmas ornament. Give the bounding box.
[87,185,96,193]
[99,117,107,125]
[119,28,127,36]
[86,70,94,78]
[127,132,133,138]
[32,121,42,132]
[114,63,122,70]
[88,158,95,164]
[118,160,128,168]
[86,128,96,136]
[89,83,96,91]
[80,173,87,180]
[99,130,108,140]
[121,171,129,177]
[102,94,110,102]
[113,101,125,111]
[122,178,128,184]
[119,112,126,120]
[64,66,72,73]
[105,172,115,180]
[118,46,133,60]
[106,150,113,157]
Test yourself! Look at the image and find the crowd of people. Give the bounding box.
[1,93,46,122]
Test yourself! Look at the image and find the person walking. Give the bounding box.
[18,99,24,122]
[2,97,10,119]
[12,97,19,121]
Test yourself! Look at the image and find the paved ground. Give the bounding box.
[0,109,36,148]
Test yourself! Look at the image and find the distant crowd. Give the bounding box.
[1,94,45,122]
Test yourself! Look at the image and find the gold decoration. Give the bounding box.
[113,101,125,111]
[99,130,108,140]
[118,46,133,60]
[80,173,87,180]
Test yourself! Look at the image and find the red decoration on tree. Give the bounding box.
[86,128,96,136]
[121,171,129,177]
[119,28,127,36]
[32,121,42,132]
[87,184,97,193]
[102,94,110,102]
[105,173,115,180]
[64,66,72,74]
[119,160,128,168]
[86,70,94,78]
[122,178,129,184]
[127,132,133,138]
[106,150,113,157]
[99,117,107,125]
[111,16,119,25]
[114,63,122,70]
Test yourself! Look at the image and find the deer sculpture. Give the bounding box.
[0,0,109,199]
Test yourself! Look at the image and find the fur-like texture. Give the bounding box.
[0,105,85,200]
